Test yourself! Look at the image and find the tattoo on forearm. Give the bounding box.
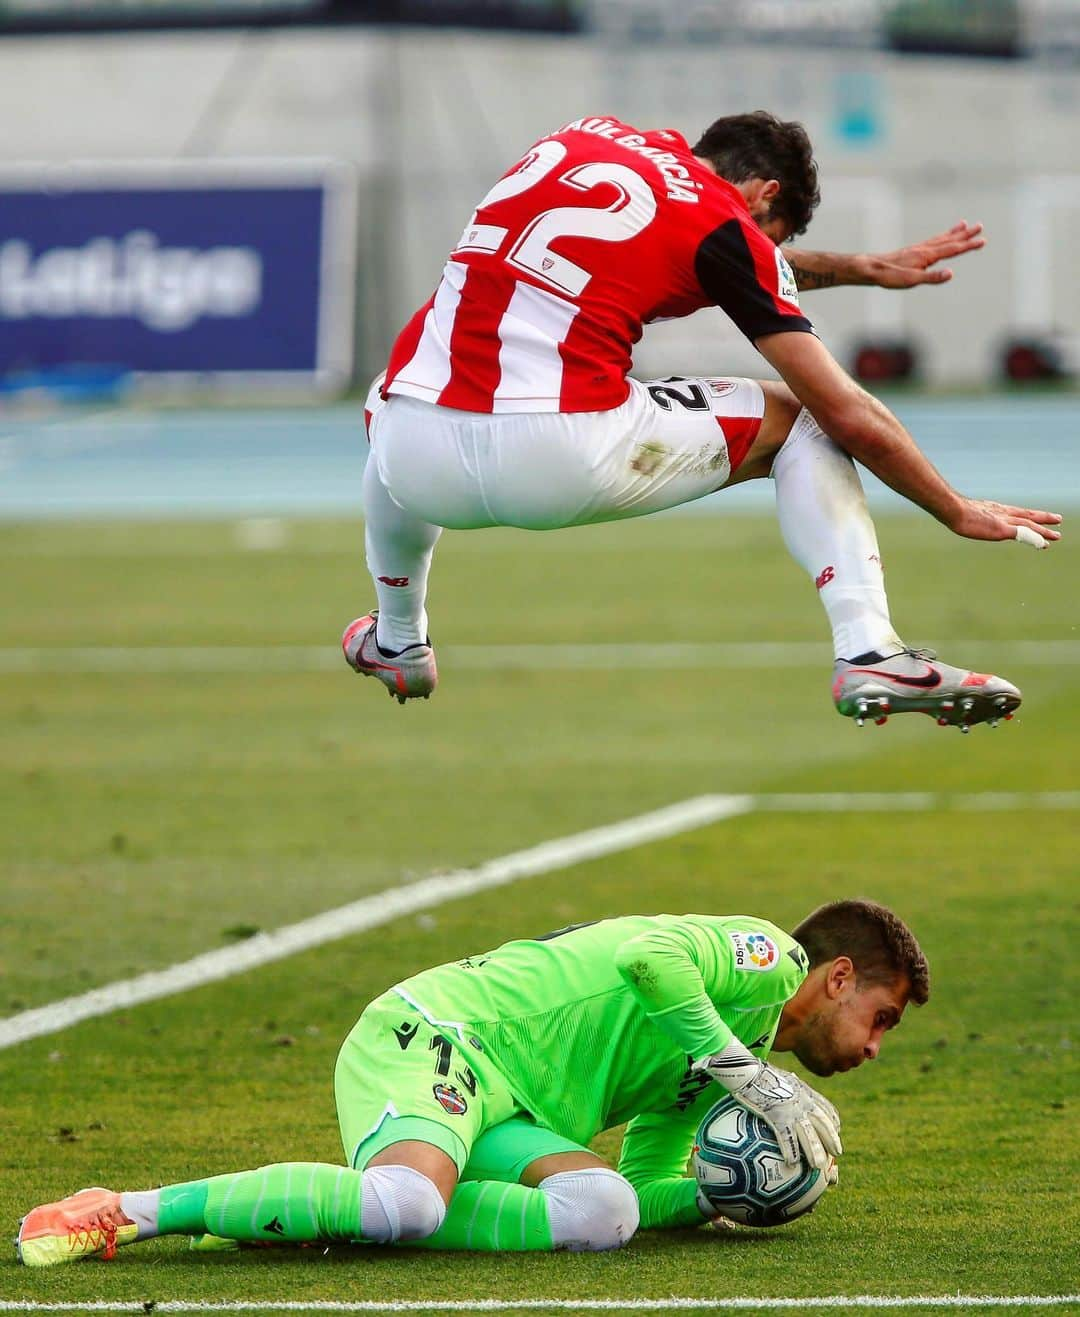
[792,267,838,291]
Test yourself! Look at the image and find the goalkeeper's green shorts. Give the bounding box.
[335,991,585,1179]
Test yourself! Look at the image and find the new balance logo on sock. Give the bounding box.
[262,1216,285,1236]
[377,575,409,587]
[815,565,835,590]
[393,1021,419,1050]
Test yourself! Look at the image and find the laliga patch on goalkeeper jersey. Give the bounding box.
[729,930,780,972]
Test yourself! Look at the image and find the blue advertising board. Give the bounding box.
[0,160,355,395]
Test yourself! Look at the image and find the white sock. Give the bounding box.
[771,407,902,662]
[359,1165,446,1243]
[362,451,442,654]
[539,1168,639,1252]
[119,1190,161,1241]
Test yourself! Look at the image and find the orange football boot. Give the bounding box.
[17,1187,137,1266]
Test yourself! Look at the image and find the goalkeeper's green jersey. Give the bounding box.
[392,913,809,1228]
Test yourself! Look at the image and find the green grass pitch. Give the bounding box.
[1,512,1077,1314]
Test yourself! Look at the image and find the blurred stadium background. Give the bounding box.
[2,0,1080,401]
[2,0,1079,515]
[2,3,1078,1307]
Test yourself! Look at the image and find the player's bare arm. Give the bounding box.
[756,329,1062,547]
[782,221,986,291]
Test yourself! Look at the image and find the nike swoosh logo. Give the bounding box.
[854,665,942,689]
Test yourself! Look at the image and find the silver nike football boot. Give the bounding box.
[832,647,1021,732]
[341,611,437,704]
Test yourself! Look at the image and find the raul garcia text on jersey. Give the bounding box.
[552,118,703,204]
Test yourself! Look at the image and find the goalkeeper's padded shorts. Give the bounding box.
[335,992,585,1178]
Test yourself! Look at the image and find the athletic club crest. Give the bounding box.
[433,1083,468,1115]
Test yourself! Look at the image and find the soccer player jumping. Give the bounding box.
[342,113,1061,729]
[18,899,925,1262]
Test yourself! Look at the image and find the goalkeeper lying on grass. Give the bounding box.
[17,898,927,1264]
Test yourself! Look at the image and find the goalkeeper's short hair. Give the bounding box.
[792,899,930,1004]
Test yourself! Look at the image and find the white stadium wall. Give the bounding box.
[3,26,1077,386]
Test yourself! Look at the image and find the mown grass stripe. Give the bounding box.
[0,1293,1076,1310]
[0,794,751,1051]
[3,791,1079,1054]
[0,639,1078,673]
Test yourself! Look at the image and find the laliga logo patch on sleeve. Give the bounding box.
[774,249,801,309]
[729,930,780,971]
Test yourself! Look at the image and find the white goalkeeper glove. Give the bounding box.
[693,1044,842,1171]
[798,1076,841,1141]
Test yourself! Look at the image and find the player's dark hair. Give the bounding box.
[792,899,930,1005]
[692,111,820,237]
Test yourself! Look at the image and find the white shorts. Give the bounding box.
[366,375,765,531]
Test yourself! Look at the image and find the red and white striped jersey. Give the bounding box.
[383,116,814,415]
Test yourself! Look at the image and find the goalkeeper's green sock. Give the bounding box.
[130,1164,623,1253]
[150,1163,364,1243]
[404,1179,554,1251]
[150,1168,555,1251]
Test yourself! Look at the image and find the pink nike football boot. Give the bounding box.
[832,647,1020,732]
[342,611,437,704]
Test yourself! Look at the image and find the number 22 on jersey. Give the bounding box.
[453,139,657,299]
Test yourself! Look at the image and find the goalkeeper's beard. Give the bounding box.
[791,1009,850,1077]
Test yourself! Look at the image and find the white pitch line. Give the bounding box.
[0,794,751,1051]
[0,1296,1076,1311]
[1,640,1079,673]
[755,791,1080,813]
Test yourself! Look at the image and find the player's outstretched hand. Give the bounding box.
[856,221,985,289]
[945,497,1062,548]
[694,1054,841,1170]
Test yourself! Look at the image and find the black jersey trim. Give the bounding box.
[694,219,814,343]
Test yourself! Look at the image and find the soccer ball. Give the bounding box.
[693,1095,834,1228]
